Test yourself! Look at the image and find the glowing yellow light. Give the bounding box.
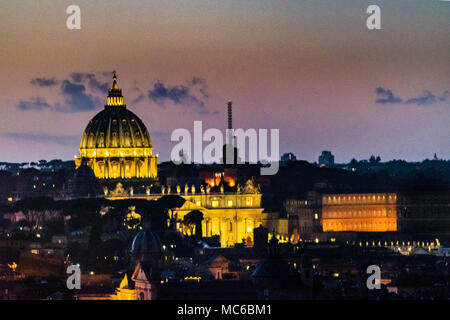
[184,276,201,282]
[8,262,17,272]
[333,273,339,278]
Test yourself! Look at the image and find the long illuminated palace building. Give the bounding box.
[75,73,157,180]
[321,193,398,232]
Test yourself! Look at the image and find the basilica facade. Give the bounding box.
[106,180,281,247]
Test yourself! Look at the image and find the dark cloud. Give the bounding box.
[70,72,109,92]
[405,90,449,105]
[19,73,216,114]
[376,87,448,106]
[18,73,101,112]
[148,77,210,110]
[149,81,204,108]
[17,96,51,111]
[405,91,436,105]
[56,80,96,112]
[188,77,209,98]
[30,77,58,87]
[4,132,80,146]
[375,87,402,104]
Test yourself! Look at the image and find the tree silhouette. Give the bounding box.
[156,195,186,230]
[183,210,204,239]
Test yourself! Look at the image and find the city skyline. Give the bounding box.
[0,0,449,163]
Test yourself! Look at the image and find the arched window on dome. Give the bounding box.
[111,132,118,147]
[98,132,105,148]
[88,132,95,148]
[135,132,142,147]
[124,131,131,147]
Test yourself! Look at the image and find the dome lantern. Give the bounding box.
[106,71,124,107]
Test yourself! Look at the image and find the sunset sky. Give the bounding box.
[0,0,449,163]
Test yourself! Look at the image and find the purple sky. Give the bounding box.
[0,0,449,163]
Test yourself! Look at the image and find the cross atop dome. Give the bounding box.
[106,70,124,107]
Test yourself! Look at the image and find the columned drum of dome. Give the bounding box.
[75,73,157,180]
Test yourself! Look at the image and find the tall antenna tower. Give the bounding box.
[227,99,232,130]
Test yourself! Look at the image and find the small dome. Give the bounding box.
[131,230,162,255]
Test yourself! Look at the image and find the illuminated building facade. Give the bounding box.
[321,193,397,232]
[199,168,237,188]
[106,180,281,247]
[75,73,157,180]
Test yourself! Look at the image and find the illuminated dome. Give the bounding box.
[75,72,157,180]
[80,104,152,150]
